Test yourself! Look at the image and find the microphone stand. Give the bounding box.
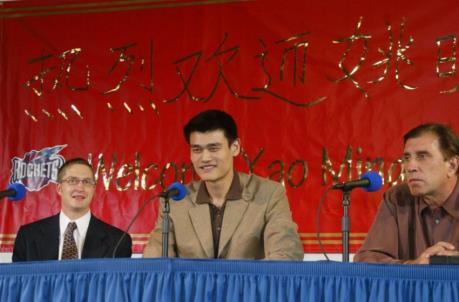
[341,190,351,262]
[112,194,159,258]
[112,183,186,258]
[161,196,171,257]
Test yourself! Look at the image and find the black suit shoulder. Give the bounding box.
[12,214,60,262]
[91,215,127,236]
[18,214,59,233]
[84,215,132,258]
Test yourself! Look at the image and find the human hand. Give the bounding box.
[405,241,459,264]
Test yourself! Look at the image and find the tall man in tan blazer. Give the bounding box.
[143,110,303,260]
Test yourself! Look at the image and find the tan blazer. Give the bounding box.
[143,173,303,260]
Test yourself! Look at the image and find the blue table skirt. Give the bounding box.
[1,258,458,301]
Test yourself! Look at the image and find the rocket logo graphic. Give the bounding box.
[10,145,67,191]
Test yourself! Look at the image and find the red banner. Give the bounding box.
[1,0,459,254]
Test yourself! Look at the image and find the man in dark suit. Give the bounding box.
[12,158,132,261]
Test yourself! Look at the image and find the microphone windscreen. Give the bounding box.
[362,171,383,192]
[8,183,26,201]
[168,182,187,201]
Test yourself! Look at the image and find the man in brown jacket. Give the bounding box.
[143,110,303,260]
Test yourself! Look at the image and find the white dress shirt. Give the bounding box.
[58,211,91,260]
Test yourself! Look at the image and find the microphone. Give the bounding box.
[160,182,187,201]
[112,182,187,258]
[0,183,26,201]
[332,171,383,192]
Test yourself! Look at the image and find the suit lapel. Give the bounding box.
[218,199,249,257]
[37,214,60,260]
[82,216,110,258]
[189,204,214,258]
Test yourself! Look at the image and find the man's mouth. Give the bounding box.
[408,178,423,184]
[72,194,86,201]
[200,165,216,172]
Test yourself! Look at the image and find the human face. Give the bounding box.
[189,130,240,186]
[57,164,95,219]
[402,132,458,204]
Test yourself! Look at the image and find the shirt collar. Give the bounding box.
[442,179,459,219]
[420,179,459,219]
[59,210,91,236]
[196,172,243,205]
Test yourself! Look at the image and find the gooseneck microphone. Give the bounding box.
[0,183,27,201]
[317,171,384,263]
[332,171,383,192]
[160,182,187,257]
[159,182,187,201]
[331,171,383,263]
[112,182,187,258]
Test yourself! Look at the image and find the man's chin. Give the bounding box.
[408,186,424,196]
[196,171,215,181]
[70,202,90,211]
[199,176,216,182]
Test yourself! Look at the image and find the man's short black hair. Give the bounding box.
[404,123,459,163]
[183,109,238,145]
[57,157,94,182]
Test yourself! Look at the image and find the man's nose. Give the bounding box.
[403,158,418,173]
[75,180,86,189]
[201,149,212,161]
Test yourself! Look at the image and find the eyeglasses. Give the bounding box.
[60,177,96,187]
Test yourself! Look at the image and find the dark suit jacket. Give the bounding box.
[12,213,132,262]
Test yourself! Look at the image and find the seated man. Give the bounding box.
[143,109,303,260]
[13,158,132,261]
[354,123,459,264]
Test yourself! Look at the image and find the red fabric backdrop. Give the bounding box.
[1,0,459,253]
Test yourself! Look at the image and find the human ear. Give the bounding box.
[447,156,459,177]
[56,183,63,196]
[231,139,241,156]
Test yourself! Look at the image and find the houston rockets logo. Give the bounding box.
[10,145,67,191]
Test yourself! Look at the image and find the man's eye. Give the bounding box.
[68,178,79,185]
[82,179,95,185]
[209,147,220,152]
[417,154,427,160]
[191,148,202,153]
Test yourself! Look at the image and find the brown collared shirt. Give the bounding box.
[195,173,242,258]
[421,203,457,247]
[354,180,459,263]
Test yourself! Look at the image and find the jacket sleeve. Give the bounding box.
[143,199,177,258]
[353,191,402,263]
[117,232,133,258]
[263,184,304,260]
[12,226,27,262]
